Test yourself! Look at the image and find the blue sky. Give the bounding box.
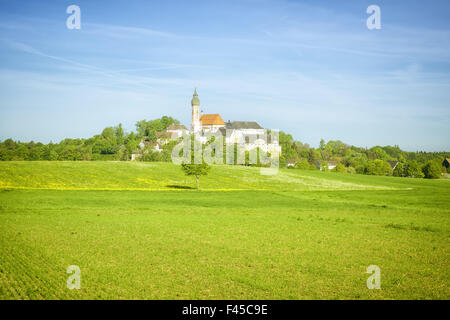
[0,0,449,151]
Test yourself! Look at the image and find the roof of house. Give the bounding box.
[156,132,170,139]
[225,121,263,130]
[218,127,227,136]
[216,128,276,143]
[157,131,180,139]
[200,114,225,126]
[167,124,187,131]
[388,161,399,169]
[141,140,159,147]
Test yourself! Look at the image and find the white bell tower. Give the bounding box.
[190,88,201,133]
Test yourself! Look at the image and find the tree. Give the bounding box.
[405,161,424,178]
[308,149,320,165]
[370,146,390,161]
[101,127,116,141]
[13,144,28,160]
[393,162,406,177]
[347,156,367,174]
[135,120,149,137]
[325,140,348,157]
[135,116,180,141]
[117,145,129,161]
[49,150,59,161]
[278,131,297,165]
[365,159,392,176]
[115,124,125,145]
[422,161,441,179]
[181,163,210,190]
[319,139,325,150]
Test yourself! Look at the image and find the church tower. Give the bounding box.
[190,88,201,133]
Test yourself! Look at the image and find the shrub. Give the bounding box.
[141,150,163,162]
[422,161,441,179]
[319,161,329,172]
[334,163,347,173]
[346,166,356,174]
[295,159,313,170]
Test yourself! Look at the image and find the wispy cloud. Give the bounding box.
[83,23,178,40]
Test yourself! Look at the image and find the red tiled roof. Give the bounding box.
[200,114,225,126]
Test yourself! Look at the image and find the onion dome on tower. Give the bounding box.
[191,88,200,106]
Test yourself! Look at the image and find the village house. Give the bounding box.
[131,140,162,160]
[316,161,338,171]
[326,161,337,170]
[155,132,172,145]
[166,124,189,138]
[443,158,450,169]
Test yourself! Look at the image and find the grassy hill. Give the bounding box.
[0,161,449,299]
[0,161,440,191]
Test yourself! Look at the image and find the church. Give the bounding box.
[171,89,281,153]
[133,89,281,160]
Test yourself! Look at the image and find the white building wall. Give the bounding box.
[167,129,188,138]
[191,104,201,133]
[202,124,225,133]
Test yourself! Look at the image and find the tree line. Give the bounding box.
[280,133,448,179]
[0,116,448,179]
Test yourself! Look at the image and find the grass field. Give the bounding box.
[0,161,449,299]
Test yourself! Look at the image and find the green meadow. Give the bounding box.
[0,161,449,299]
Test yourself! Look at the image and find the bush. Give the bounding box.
[141,151,163,162]
[295,159,314,170]
[346,166,356,174]
[422,161,441,179]
[333,163,347,173]
[319,161,328,172]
